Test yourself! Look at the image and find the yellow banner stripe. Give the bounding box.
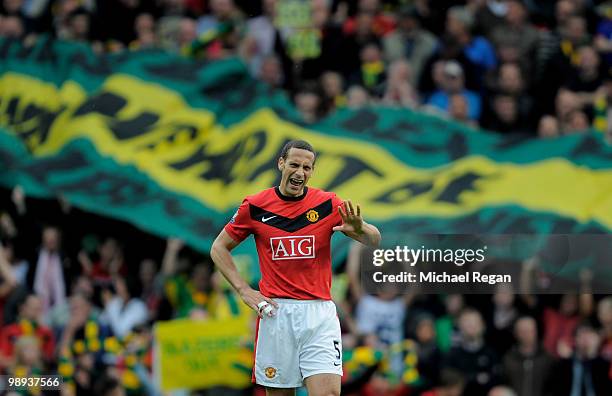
[2,73,611,229]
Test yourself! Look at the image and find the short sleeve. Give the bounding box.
[331,193,344,228]
[224,199,253,242]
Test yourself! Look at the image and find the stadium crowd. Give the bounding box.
[1,0,612,396]
[1,187,612,396]
[0,0,611,136]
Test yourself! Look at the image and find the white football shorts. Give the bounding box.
[252,298,343,388]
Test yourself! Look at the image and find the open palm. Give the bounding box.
[333,200,364,234]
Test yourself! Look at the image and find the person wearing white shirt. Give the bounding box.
[101,277,148,339]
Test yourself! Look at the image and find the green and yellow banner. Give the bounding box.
[1,36,612,271]
[154,317,253,390]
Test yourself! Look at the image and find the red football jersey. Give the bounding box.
[225,186,344,300]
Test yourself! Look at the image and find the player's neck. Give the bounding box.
[275,186,308,201]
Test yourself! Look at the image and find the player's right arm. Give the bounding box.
[210,230,278,317]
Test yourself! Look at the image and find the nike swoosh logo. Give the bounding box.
[333,362,341,366]
[262,215,277,223]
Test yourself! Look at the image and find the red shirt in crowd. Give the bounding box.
[0,321,55,362]
[542,307,580,357]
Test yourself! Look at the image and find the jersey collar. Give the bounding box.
[275,186,308,201]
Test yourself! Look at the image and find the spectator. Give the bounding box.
[1,0,25,16]
[177,17,197,49]
[346,85,370,109]
[351,41,386,95]
[57,293,113,395]
[593,73,612,134]
[421,368,465,396]
[564,46,606,109]
[157,16,197,53]
[382,6,438,86]
[9,336,44,384]
[277,0,347,87]
[347,242,409,376]
[470,0,508,36]
[495,62,528,97]
[0,14,24,38]
[537,14,591,114]
[542,293,583,357]
[555,88,582,132]
[449,93,478,128]
[93,374,126,396]
[594,4,612,68]
[138,259,162,320]
[342,0,395,39]
[446,6,498,75]
[565,109,591,133]
[488,386,517,396]
[502,316,554,396]
[258,54,284,89]
[161,238,213,319]
[130,12,156,49]
[79,237,126,287]
[1,241,27,287]
[489,0,540,70]
[0,294,55,366]
[489,62,535,125]
[0,244,18,317]
[555,0,579,30]
[435,294,464,353]
[426,60,482,121]
[293,82,325,123]
[196,0,241,36]
[244,0,277,75]
[191,0,244,60]
[320,71,346,111]
[482,94,529,134]
[33,226,66,317]
[446,308,500,396]
[382,59,419,108]
[598,296,612,362]
[340,12,381,81]
[61,8,91,42]
[411,313,442,389]
[101,277,147,339]
[537,115,561,138]
[48,275,98,331]
[553,322,612,395]
[485,284,519,357]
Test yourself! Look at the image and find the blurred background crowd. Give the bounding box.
[0,0,611,135]
[1,0,612,396]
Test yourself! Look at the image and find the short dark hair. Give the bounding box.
[438,368,465,387]
[93,375,122,396]
[279,140,316,161]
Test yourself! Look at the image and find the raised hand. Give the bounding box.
[333,200,364,235]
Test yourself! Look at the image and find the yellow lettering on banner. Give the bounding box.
[287,29,321,59]
[275,0,312,29]
[154,317,253,391]
[1,73,612,229]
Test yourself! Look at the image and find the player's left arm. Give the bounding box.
[333,200,381,247]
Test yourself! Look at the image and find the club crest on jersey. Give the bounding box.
[264,367,277,379]
[270,236,315,260]
[306,209,319,223]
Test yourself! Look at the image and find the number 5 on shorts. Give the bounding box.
[333,340,341,360]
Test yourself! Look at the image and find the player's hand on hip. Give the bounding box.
[333,200,364,234]
[239,287,279,318]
